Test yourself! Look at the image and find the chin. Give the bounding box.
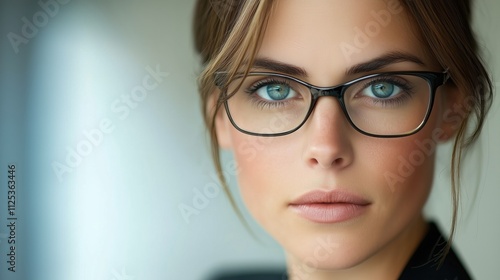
[284,231,376,271]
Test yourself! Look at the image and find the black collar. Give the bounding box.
[399,222,471,280]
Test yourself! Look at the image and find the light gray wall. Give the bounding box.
[0,0,498,279]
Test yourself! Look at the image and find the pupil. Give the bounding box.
[372,83,394,98]
[268,84,289,100]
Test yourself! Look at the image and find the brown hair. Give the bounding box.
[193,0,493,254]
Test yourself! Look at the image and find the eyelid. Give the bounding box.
[245,77,291,91]
[353,76,413,92]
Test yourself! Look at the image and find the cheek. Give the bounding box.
[229,131,296,227]
[363,114,441,230]
[372,136,435,193]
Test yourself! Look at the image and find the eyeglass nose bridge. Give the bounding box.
[309,85,346,101]
[306,86,351,127]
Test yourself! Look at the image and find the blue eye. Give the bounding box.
[351,76,417,108]
[249,79,298,101]
[257,83,292,100]
[371,82,396,98]
[361,81,403,99]
[242,76,307,110]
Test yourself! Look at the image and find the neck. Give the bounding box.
[286,216,428,280]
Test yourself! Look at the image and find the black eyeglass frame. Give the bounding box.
[215,70,450,138]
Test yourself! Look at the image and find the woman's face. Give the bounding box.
[216,0,458,276]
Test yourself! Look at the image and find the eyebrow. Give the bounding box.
[346,51,426,76]
[251,51,425,78]
[251,58,308,77]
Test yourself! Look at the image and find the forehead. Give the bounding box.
[258,0,435,79]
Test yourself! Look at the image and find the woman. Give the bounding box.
[193,0,493,279]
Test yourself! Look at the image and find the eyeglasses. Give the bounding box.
[215,70,450,137]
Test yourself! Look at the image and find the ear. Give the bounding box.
[208,92,233,149]
[437,83,467,142]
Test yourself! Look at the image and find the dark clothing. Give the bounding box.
[208,222,472,280]
[399,222,471,279]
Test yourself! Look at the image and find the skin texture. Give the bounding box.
[215,0,462,279]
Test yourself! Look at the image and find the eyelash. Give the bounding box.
[244,78,298,109]
[356,77,415,106]
[244,78,292,94]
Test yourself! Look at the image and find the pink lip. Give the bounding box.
[289,190,371,223]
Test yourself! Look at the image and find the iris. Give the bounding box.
[371,82,395,98]
[265,84,290,100]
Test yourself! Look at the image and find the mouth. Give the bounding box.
[288,190,371,223]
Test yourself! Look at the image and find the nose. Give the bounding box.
[302,97,354,170]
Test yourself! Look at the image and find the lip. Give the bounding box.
[289,190,371,223]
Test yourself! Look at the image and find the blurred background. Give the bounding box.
[0,0,498,279]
